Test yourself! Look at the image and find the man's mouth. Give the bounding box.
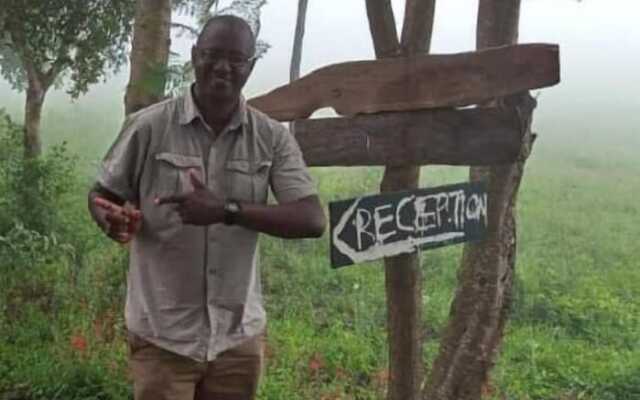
[211,77,232,86]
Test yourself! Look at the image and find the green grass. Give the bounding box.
[1,95,639,399]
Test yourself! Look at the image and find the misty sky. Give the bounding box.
[192,0,640,111]
[1,0,639,146]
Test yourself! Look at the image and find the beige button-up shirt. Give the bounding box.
[98,87,317,361]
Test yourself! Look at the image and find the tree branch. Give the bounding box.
[171,22,199,38]
[290,0,308,82]
[43,55,71,89]
[365,0,400,58]
[400,0,436,54]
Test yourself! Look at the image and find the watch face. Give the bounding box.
[224,200,241,225]
[227,202,240,213]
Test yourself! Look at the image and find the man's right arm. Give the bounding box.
[88,183,122,227]
[90,112,150,243]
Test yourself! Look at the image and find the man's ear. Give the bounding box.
[248,58,257,74]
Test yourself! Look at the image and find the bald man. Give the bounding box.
[88,15,325,400]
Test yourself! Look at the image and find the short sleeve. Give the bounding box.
[269,124,317,203]
[97,115,150,203]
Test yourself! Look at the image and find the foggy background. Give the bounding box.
[1,0,638,162]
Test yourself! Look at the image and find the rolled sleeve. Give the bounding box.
[269,125,317,204]
[97,115,150,203]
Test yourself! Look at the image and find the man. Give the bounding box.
[88,15,326,400]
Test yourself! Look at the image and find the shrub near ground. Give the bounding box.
[0,110,130,400]
[1,105,639,399]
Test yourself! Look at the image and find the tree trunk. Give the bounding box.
[289,0,309,136]
[24,82,45,159]
[124,0,172,115]
[290,0,308,82]
[366,1,435,399]
[422,2,534,399]
[23,67,50,159]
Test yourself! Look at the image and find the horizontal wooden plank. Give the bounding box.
[248,43,559,121]
[296,106,528,167]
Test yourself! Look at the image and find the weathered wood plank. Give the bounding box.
[248,43,559,121]
[296,106,527,167]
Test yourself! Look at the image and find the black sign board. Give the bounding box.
[329,181,488,268]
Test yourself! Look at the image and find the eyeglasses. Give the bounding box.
[196,49,257,68]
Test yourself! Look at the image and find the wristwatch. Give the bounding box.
[223,199,242,225]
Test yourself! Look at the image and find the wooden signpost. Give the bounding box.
[247,44,559,267]
[248,43,557,168]
[248,35,560,400]
[329,182,488,268]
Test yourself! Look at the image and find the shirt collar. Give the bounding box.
[180,84,248,132]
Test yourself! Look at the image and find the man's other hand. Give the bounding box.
[155,169,223,225]
[93,197,142,243]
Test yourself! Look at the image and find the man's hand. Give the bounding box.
[155,169,224,225]
[93,197,142,243]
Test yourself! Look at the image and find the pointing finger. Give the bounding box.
[155,194,187,205]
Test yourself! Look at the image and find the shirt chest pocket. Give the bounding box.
[224,159,272,204]
[154,152,204,196]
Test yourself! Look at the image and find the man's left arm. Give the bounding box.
[156,173,325,238]
[243,122,326,238]
[156,124,326,238]
[235,194,325,238]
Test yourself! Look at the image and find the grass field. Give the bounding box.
[0,90,638,399]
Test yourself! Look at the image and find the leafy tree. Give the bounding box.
[0,0,135,158]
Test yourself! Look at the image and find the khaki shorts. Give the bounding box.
[128,332,264,400]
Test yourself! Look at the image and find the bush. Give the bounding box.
[0,109,129,400]
[0,110,81,336]
[0,111,77,235]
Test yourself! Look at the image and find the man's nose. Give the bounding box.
[212,58,232,73]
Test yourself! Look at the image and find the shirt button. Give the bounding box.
[209,269,216,275]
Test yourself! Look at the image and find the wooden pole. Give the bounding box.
[365,0,400,58]
[423,2,536,399]
[365,1,435,399]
